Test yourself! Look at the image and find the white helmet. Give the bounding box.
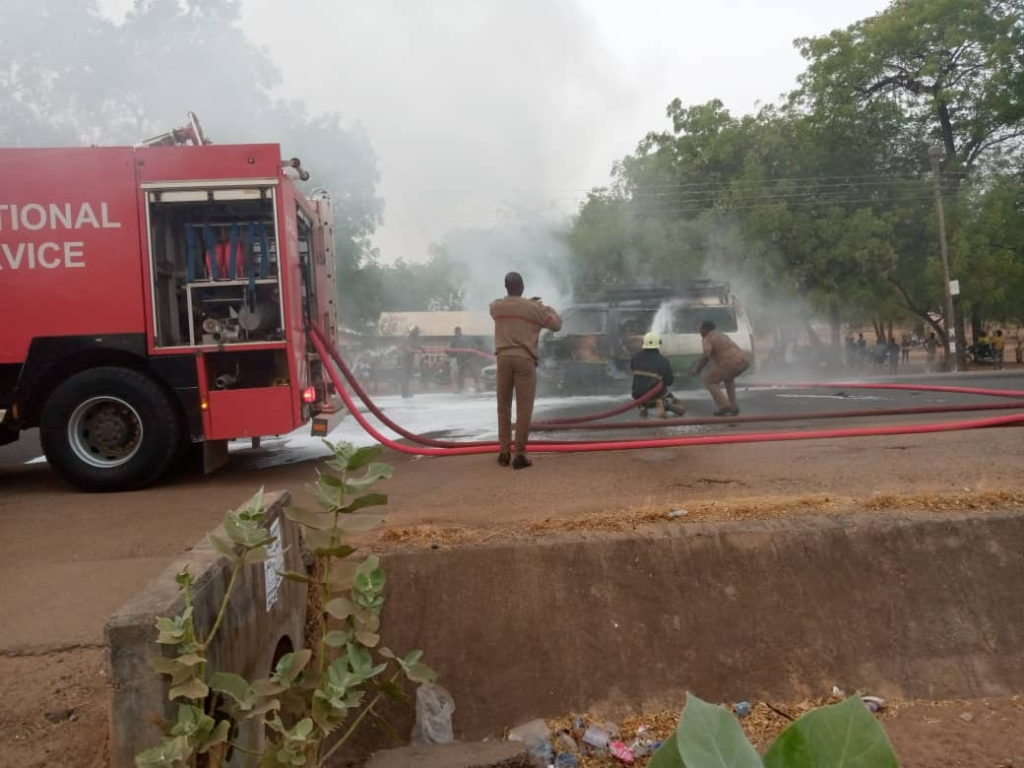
[642,331,661,349]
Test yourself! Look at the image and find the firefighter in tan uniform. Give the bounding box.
[489,272,563,469]
[692,320,749,416]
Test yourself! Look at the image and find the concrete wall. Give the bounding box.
[106,491,307,768]
[378,510,1024,738]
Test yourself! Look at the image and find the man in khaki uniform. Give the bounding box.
[692,319,749,416]
[490,272,563,469]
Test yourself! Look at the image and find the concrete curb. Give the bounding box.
[377,508,1024,739]
[105,490,307,768]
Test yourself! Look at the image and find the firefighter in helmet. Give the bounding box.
[631,332,686,418]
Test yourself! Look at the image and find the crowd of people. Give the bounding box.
[842,327,1018,373]
[844,332,922,373]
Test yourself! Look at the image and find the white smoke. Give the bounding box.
[431,199,574,313]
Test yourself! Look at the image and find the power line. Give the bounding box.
[546,169,972,194]
[564,192,937,220]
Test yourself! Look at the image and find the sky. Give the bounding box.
[97,0,892,263]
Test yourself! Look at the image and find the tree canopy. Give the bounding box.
[567,0,1024,350]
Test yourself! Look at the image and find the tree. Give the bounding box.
[794,0,1024,354]
[569,101,910,350]
[795,0,1024,172]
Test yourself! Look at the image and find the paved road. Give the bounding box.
[5,370,1022,473]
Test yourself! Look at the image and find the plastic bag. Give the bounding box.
[410,683,455,745]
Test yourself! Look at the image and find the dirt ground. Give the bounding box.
[3,420,1024,766]
[542,696,1024,768]
[1,647,1021,767]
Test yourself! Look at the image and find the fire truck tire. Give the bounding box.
[40,367,183,492]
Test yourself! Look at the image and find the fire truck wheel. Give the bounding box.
[40,367,183,491]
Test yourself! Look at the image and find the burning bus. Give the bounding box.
[536,281,755,395]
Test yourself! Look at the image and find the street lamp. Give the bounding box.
[928,145,958,372]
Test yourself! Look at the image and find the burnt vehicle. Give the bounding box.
[537,282,755,395]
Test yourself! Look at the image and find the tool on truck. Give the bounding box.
[0,114,343,491]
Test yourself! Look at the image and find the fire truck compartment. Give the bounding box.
[146,189,284,348]
[202,349,290,391]
[206,386,295,440]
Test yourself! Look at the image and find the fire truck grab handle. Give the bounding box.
[281,157,310,181]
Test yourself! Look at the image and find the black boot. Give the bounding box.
[512,454,532,470]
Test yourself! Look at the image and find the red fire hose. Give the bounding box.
[309,327,1024,456]
[533,400,1024,431]
[314,326,661,447]
[419,346,668,425]
[746,380,1024,399]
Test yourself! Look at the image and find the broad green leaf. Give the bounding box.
[404,663,437,684]
[284,506,336,531]
[251,678,287,697]
[135,735,193,767]
[323,630,352,647]
[355,565,386,592]
[325,597,354,619]
[327,560,360,590]
[176,652,203,666]
[354,630,380,647]
[302,528,337,552]
[245,486,266,518]
[318,543,358,559]
[377,678,411,705]
[198,719,231,753]
[336,514,386,533]
[344,462,394,492]
[763,696,898,768]
[648,731,685,768]
[378,647,396,659]
[223,515,252,546]
[207,533,239,563]
[402,649,424,666]
[149,656,185,675]
[677,694,762,768]
[248,698,282,718]
[242,546,270,566]
[294,718,315,739]
[352,610,381,633]
[209,672,252,706]
[345,643,370,669]
[280,649,313,682]
[169,665,196,686]
[346,445,384,470]
[170,704,202,734]
[174,568,192,589]
[342,493,388,513]
[278,570,312,584]
[168,677,209,701]
[319,472,346,488]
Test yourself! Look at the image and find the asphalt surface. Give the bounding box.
[2,369,1023,472]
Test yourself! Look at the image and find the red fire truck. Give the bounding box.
[0,115,341,490]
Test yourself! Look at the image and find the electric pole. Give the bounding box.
[928,145,958,372]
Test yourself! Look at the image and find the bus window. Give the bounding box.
[672,306,738,333]
[559,309,606,335]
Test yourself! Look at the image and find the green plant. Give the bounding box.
[137,441,435,768]
[648,694,899,768]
